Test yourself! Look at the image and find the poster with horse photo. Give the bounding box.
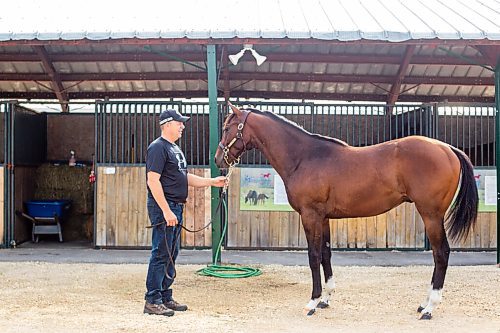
[474,168,496,212]
[240,168,294,211]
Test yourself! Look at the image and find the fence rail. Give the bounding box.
[95,101,212,165]
[95,101,496,167]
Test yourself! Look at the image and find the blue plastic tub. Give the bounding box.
[24,200,71,218]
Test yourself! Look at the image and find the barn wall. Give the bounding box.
[95,166,211,248]
[47,113,95,164]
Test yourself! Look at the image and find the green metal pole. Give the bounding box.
[207,44,221,265]
[495,58,500,267]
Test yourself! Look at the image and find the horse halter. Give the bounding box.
[219,110,250,167]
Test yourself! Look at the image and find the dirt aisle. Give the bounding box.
[0,263,498,333]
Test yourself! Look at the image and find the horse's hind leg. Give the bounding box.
[418,216,450,320]
[318,218,334,309]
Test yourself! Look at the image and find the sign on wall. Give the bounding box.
[240,168,294,211]
[474,168,496,212]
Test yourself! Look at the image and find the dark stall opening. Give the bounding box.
[11,107,95,247]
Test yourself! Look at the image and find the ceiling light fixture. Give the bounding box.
[228,44,267,66]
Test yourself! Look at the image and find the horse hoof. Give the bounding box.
[420,312,432,320]
[317,301,329,309]
[304,308,316,316]
[417,306,424,313]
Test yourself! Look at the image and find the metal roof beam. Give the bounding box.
[0,52,489,66]
[0,72,493,86]
[0,90,493,103]
[33,46,69,112]
[387,45,415,105]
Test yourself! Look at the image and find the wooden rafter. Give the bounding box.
[33,46,69,112]
[0,71,493,86]
[387,45,416,105]
[0,52,490,66]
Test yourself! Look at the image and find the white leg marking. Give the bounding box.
[305,298,321,311]
[421,288,442,315]
[320,276,336,304]
[420,284,433,309]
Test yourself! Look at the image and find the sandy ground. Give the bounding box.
[0,262,498,333]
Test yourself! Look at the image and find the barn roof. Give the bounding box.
[0,0,499,109]
[2,0,499,42]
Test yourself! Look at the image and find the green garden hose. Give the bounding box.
[196,198,262,278]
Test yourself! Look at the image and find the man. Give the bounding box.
[144,109,226,316]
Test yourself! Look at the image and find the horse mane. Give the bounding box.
[243,107,349,147]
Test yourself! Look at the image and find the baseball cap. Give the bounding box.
[159,109,190,125]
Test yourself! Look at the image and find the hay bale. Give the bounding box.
[34,163,94,241]
[34,164,93,215]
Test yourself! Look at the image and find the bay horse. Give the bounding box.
[215,103,478,319]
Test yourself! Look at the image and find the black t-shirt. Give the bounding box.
[146,137,188,203]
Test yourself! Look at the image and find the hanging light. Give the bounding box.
[228,44,267,66]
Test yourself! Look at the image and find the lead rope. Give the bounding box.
[147,161,260,281]
[151,175,230,281]
[196,162,262,278]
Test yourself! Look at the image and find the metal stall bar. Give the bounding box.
[1,101,11,247]
[5,102,15,247]
[93,101,100,247]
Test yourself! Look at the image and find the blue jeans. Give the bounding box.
[145,197,183,304]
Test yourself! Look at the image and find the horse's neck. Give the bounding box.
[248,115,308,179]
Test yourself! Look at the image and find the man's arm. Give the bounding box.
[187,173,226,188]
[147,171,178,226]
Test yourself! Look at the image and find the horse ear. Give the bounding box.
[228,101,242,117]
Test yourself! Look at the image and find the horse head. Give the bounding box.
[215,102,252,168]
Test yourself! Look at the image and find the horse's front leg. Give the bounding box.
[301,211,324,316]
[318,218,334,309]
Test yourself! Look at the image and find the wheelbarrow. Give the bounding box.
[17,199,72,243]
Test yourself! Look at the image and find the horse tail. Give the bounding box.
[445,146,479,242]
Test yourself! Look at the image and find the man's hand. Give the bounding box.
[211,176,227,187]
[163,210,178,226]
